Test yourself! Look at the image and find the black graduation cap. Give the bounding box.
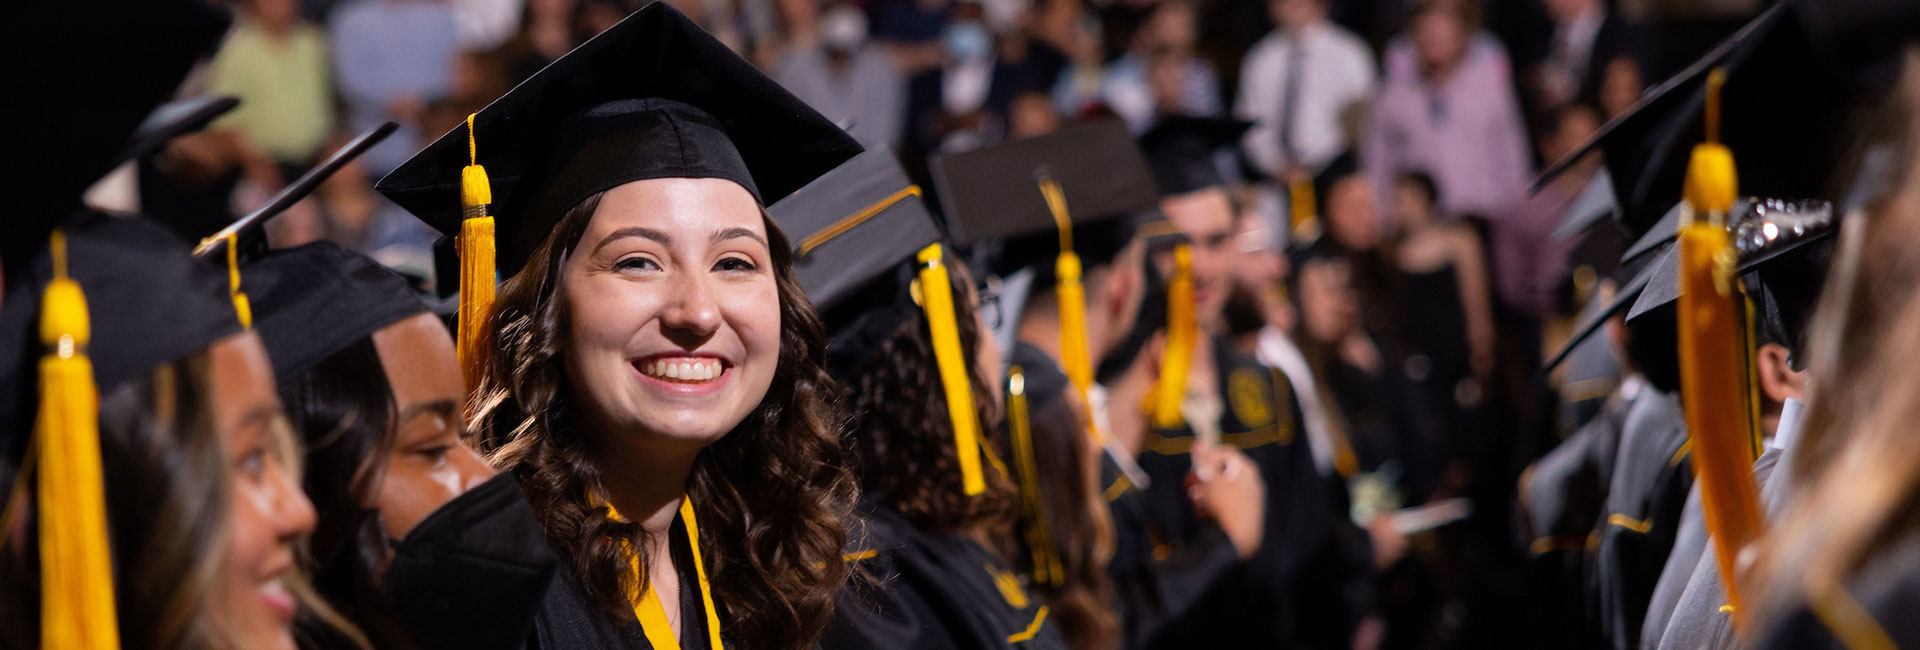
[1,0,231,275]
[1627,199,1835,322]
[1531,3,1852,236]
[1618,204,1686,265]
[243,242,431,383]
[1137,116,1254,196]
[929,120,1159,256]
[1548,170,1617,244]
[375,1,863,277]
[116,96,241,174]
[1787,0,1920,99]
[770,149,943,313]
[1543,249,1661,371]
[0,213,244,445]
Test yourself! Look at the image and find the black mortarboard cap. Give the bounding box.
[1627,199,1835,321]
[118,96,241,173]
[1549,170,1617,244]
[1532,3,1852,236]
[375,2,862,277]
[1543,250,1660,371]
[930,120,1159,250]
[245,242,431,383]
[0,214,244,444]
[1,0,231,274]
[1137,116,1254,196]
[1619,204,1686,265]
[1788,0,1920,99]
[770,149,943,313]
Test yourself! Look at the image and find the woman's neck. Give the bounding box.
[595,435,701,536]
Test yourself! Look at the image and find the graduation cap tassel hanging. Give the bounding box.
[1038,177,1100,445]
[35,229,122,650]
[915,243,988,496]
[222,232,253,327]
[1151,243,1197,428]
[1007,367,1063,587]
[1674,67,1765,628]
[458,113,499,391]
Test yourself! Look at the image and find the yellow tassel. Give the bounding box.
[1675,67,1763,629]
[915,244,987,496]
[458,113,498,392]
[1038,178,1102,446]
[1288,173,1318,239]
[1152,243,1197,428]
[35,229,121,650]
[1008,367,1064,586]
[223,232,252,328]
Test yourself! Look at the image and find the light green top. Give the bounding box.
[209,21,335,163]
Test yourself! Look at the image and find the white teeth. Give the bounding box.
[640,358,723,383]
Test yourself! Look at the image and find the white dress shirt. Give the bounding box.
[1234,21,1377,178]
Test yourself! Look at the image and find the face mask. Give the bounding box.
[944,21,993,61]
[383,473,558,650]
[822,5,869,52]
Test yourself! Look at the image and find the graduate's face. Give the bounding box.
[372,312,494,540]
[561,177,781,452]
[1161,186,1238,326]
[209,332,314,650]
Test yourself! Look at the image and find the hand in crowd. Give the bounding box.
[1365,515,1409,571]
[1188,441,1266,560]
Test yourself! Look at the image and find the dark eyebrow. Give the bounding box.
[711,227,768,249]
[593,227,672,254]
[397,399,459,424]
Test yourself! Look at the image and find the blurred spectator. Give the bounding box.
[454,0,528,51]
[875,0,954,73]
[497,0,584,83]
[330,0,460,177]
[1049,13,1107,117]
[1363,0,1531,220]
[209,0,338,189]
[775,0,907,149]
[1382,0,1512,85]
[1007,90,1062,137]
[1491,103,1597,320]
[1384,170,1494,403]
[1597,54,1643,120]
[1235,0,1376,185]
[1100,0,1220,130]
[1526,0,1637,111]
[903,0,1021,156]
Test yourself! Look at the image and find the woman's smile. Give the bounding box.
[633,353,734,394]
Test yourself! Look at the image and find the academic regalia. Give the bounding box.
[1754,530,1920,650]
[374,4,863,648]
[766,149,1069,650]
[1588,382,1691,650]
[1514,377,1635,650]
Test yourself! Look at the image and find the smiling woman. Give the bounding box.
[374,4,865,650]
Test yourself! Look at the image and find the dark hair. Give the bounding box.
[280,337,416,648]
[834,260,1018,534]
[473,192,857,650]
[2,354,228,650]
[1005,386,1118,650]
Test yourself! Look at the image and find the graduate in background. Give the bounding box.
[769,149,1068,650]
[929,121,1263,650]
[1137,115,1387,650]
[376,5,862,648]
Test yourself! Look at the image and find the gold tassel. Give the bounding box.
[458,113,499,392]
[222,232,252,328]
[1038,178,1101,446]
[1008,367,1064,586]
[914,244,987,496]
[1288,172,1318,240]
[1151,243,1197,428]
[1675,68,1764,628]
[35,229,122,650]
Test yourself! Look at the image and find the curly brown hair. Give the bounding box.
[468,192,858,650]
[835,261,1019,536]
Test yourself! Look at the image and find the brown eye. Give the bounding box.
[713,257,757,273]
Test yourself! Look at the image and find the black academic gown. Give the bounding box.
[1756,531,1920,650]
[1589,387,1693,650]
[527,512,722,650]
[1514,384,1631,650]
[823,502,1069,650]
[1132,341,1374,649]
[384,474,559,650]
[1102,458,1243,650]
